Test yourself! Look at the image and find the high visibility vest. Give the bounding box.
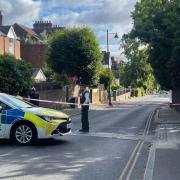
[81,91,90,105]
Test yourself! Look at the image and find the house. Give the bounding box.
[102,51,111,69]
[12,21,64,68]
[32,68,46,82]
[33,20,64,35]
[0,25,21,59]
[13,23,42,44]
[12,23,46,68]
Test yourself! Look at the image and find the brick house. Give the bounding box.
[21,43,47,68]
[0,26,21,59]
[12,23,45,68]
[12,21,64,68]
[13,23,42,44]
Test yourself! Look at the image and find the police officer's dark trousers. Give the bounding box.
[81,106,89,130]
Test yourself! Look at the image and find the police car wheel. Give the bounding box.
[11,123,36,145]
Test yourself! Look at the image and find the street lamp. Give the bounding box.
[106,29,119,106]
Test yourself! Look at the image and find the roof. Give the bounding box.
[32,68,46,82]
[13,23,42,42]
[0,25,11,35]
[0,30,6,36]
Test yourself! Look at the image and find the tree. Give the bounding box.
[42,64,55,82]
[99,68,114,90]
[131,0,180,91]
[47,27,103,86]
[112,59,125,82]
[0,54,32,95]
[121,35,156,91]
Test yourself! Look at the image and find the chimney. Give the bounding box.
[0,11,3,25]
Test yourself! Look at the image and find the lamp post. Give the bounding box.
[106,29,119,106]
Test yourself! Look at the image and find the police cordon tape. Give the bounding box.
[22,97,107,108]
[21,97,138,109]
[19,97,180,109]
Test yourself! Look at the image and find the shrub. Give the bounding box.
[111,84,123,90]
[0,54,32,95]
[140,87,145,96]
[135,88,142,97]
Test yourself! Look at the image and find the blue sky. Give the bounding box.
[0,0,138,57]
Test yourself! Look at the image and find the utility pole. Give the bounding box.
[106,29,119,106]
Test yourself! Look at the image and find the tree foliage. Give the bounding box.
[131,0,180,90]
[42,64,55,82]
[99,68,114,90]
[0,54,32,95]
[112,59,125,81]
[47,27,103,86]
[121,35,156,91]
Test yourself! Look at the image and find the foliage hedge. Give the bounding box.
[0,54,32,95]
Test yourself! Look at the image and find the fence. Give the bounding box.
[113,88,131,101]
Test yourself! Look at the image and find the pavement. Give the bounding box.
[62,94,166,116]
[144,105,180,180]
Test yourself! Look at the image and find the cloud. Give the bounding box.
[42,0,137,57]
[46,0,102,9]
[0,0,41,25]
[0,0,138,57]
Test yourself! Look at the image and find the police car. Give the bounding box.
[0,93,71,145]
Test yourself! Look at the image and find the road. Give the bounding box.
[0,94,170,180]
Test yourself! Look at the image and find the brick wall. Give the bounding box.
[90,88,108,104]
[113,92,131,101]
[14,40,21,59]
[0,36,3,54]
[21,44,47,68]
[4,37,9,53]
[33,83,108,109]
[0,36,8,54]
[0,35,21,59]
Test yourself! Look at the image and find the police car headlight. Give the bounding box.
[39,116,71,122]
[40,116,56,122]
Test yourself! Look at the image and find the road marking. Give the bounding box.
[118,110,155,180]
[118,141,144,180]
[143,143,156,180]
[70,132,154,142]
[144,110,155,135]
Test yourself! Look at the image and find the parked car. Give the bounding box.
[0,93,71,145]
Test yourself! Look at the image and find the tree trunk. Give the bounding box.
[172,88,180,112]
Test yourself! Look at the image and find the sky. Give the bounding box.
[0,0,138,58]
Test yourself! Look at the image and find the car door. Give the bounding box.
[0,101,11,137]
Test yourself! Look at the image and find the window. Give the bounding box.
[0,95,34,109]
[9,38,14,54]
[0,101,12,112]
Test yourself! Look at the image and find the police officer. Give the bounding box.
[79,86,90,133]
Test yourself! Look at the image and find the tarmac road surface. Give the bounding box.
[0,94,170,180]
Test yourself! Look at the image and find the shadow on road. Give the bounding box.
[0,135,134,180]
[0,138,68,147]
